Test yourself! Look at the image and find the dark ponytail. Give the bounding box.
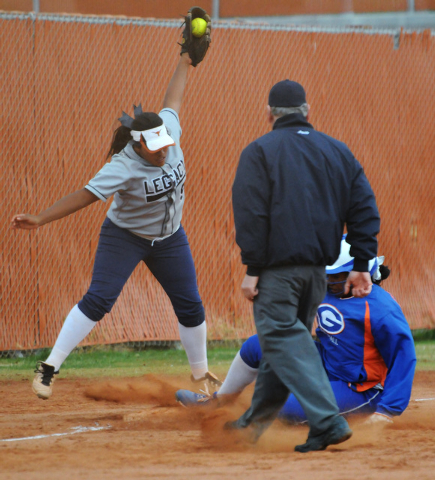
[107,112,163,159]
[107,126,133,158]
[372,264,391,286]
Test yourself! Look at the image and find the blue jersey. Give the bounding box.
[316,285,416,416]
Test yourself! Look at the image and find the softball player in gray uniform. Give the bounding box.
[12,53,220,399]
[87,107,186,240]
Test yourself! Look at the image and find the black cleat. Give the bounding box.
[295,416,352,453]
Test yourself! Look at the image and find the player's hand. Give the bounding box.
[344,271,372,297]
[180,52,192,65]
[11,214,41,230]
[363,413,393,425]
[241,274,259,302]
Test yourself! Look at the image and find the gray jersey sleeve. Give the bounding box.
[85,156,135,202]
[159,108,182,144]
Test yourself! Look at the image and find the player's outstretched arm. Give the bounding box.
[11,188,99,230]
[162,53,191,114]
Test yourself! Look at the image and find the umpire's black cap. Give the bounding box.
[268,80,306,107]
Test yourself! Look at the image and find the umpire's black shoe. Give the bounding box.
[295,416,352,453]
[223,420,262,444]
[223,420,240,431]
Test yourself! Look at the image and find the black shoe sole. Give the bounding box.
[295,428,353,453]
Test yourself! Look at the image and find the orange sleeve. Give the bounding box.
[355,301,388,392]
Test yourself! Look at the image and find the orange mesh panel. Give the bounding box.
[0,1,33,12]
[414,0,435,10]
[220,0,347,16]
[0,1,413,16]
[1,14,434,354]
[38,0,213,18]
[220,0,407,17]
[415,1,435,10]
[354,0,408,13]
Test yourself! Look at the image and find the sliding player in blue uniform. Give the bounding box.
[176,236,417,424]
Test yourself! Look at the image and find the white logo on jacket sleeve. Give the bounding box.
[317,304,345,335]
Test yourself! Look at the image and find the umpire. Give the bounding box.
[230,80,380,452]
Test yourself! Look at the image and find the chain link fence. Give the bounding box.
[1,13,434,357]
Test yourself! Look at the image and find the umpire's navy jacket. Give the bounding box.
[232,113,380,276]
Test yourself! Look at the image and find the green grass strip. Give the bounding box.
[0,341,433,380]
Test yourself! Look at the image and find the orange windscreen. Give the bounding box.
[1,14,434,353]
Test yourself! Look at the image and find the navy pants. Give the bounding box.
[240,334,382,423]
[78,218,205,326]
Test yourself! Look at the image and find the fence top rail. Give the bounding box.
[1,11,434,36]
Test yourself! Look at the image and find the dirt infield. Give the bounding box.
[1,371,434,480]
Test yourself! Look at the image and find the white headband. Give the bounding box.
[131,124,175,152]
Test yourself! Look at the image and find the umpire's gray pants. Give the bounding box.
[236,265,339,437]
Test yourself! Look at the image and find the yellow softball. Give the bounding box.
[192,18,207,37]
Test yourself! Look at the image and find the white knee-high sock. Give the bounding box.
[217,351,258,396]
[45,305,97,371]
[178,322,208,380]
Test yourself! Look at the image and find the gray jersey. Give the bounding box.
[85,108,186,239]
